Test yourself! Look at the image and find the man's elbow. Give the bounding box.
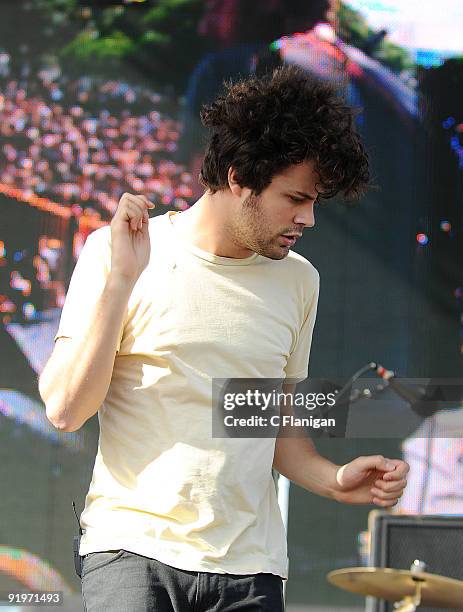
[41,381,83,432]
[45,405,82,432]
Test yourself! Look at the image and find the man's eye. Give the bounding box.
[289,196,320,205]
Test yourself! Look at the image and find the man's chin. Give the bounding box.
[258,245,290,260]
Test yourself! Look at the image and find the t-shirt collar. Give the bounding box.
[166,210,260,266]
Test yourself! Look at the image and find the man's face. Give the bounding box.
[230,159,321,260]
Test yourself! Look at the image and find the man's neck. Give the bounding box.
[171,192,254,259]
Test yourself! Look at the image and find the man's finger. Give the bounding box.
[373,478,407,493]
[132,194,155,209]
[122,193,153,213]
[141,195,155,209]
[382,459,409,480]
[371,487,404,501]
[354,455,395,473]
[373,496,400,508]
[123,201,146,232]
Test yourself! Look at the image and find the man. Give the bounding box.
[39,65,408,611]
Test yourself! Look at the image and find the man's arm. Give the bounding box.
[273,383,409,507]
[272,383,341,500]
[39,192,153,433]
[39,273,134,432]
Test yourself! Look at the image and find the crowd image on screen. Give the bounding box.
[0,50,196,221]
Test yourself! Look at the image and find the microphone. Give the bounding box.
[372,363,439,417]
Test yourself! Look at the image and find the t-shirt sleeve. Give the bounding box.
[284,266,320,382]
[54,225,125,353]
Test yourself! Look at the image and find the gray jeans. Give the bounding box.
[81,549,284,611]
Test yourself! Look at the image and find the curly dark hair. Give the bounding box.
[198,64,372,202]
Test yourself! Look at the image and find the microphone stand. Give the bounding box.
[308,362,386,438]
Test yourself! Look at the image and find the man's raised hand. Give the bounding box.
[110,192,155,283]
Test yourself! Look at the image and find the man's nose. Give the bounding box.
[294,203,315,228]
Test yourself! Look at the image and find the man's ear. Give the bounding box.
[228,166,245,198]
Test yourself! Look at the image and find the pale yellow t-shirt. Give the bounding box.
[54,210,319,579]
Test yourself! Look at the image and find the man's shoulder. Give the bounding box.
[282,250,320,287]
[81,225,111,254]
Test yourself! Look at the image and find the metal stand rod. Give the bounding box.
[277,474,290,603]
